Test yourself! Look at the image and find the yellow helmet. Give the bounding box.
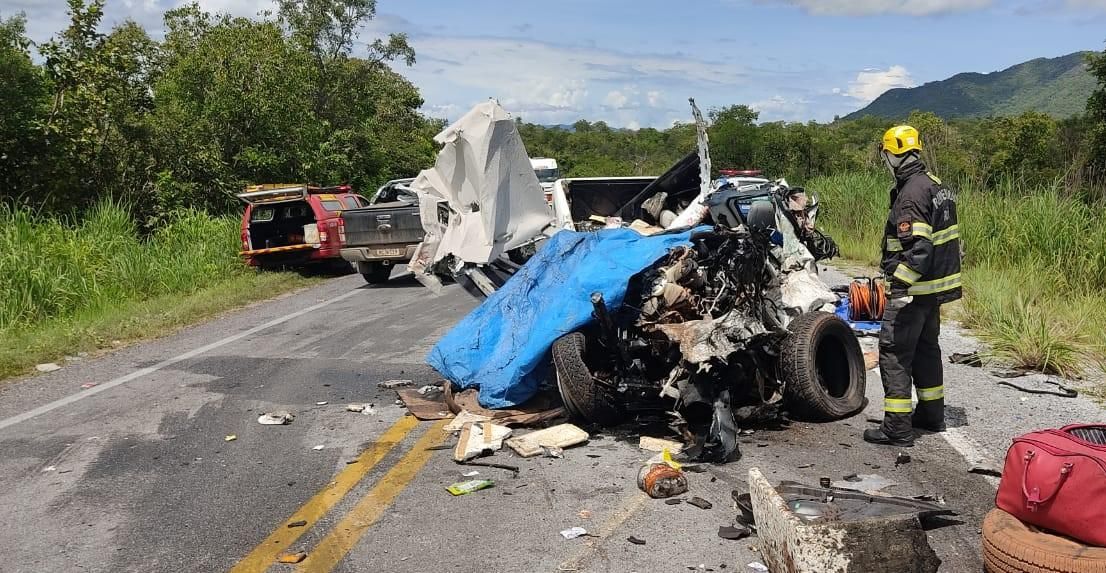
[881,125,922,155]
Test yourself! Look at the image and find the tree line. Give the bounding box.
[521,65,1106,196]
[0,0,440,227]
[3,0,1106,228]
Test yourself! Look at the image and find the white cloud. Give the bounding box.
[847,65,915,103]
[388,36,747,125]
[750,95,812,121]
[191,0,275,18]
[757,0,992,16]
[604,90,630,109]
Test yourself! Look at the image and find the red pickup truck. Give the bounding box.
[237,184,370,270]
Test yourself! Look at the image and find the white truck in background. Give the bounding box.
[530,157,560,201]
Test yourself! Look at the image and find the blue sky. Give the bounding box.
[7,0,1106,126]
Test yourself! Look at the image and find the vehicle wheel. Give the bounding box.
[982,508,1106,573]
[552,332,623,426]
[360,263,392,284]
[779,311,866,421]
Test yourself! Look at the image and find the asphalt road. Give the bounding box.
[1,267,1102,573]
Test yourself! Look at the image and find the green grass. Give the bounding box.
[812,171,1103,376]
[0,201,322,379]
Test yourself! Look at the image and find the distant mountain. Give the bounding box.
[845,52,1097,120]
[542,124,578,132]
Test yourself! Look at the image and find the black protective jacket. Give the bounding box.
[880,161,962,305]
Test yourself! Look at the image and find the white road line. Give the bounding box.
[0,289,361,431]
[941,427,1001,487]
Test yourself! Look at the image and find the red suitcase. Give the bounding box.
[996,424,1106,547]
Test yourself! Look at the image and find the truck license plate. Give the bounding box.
[372,248,405,257]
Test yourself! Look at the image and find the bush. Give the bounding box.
[0,199,243,330]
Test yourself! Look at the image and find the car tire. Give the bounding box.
[552,332,623,426]
[982,508,1106,573]
[779,311,866,421]
[360,262,392,284]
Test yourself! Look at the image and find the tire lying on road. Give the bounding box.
[779,311,867,421]
[552,332,624,426]
[359,262,392,284]
[983,508,1106,573]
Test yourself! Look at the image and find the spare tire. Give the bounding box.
[779,311,866,421]
[552,332,624,426]
[983,508,1106,573]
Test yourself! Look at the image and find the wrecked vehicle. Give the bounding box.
[551,205,863,462]
[417,99,861,462]
[340,178,422,284]
[237,184,365,270]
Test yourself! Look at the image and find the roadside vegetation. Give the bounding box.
[0,0,431,379]
[0,201,320,378]
[813,172,1101,377]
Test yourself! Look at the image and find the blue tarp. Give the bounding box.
[834,295,882,335]
[427,227,704,409]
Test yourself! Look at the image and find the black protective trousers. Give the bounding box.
[878,298,945,439]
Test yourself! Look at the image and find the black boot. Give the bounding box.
[863,428,915,447]
[912,415,946,433]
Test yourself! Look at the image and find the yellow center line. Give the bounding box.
[296,419,450,573]
[229,415,421,573]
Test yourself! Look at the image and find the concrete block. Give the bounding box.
[747,467,940,573]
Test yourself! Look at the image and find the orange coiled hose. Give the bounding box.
[848,278,887,322]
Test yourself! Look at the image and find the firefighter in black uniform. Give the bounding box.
[863,125,963,447]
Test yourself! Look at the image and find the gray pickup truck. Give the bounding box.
[339,178,423,283]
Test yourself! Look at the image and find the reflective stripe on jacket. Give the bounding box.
[880,161,962,304]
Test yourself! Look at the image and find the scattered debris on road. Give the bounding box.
[639,461,689,499]
[578,510,592,519]
[417,385,440,395]
[287,520,307,528]
[628,536,647,545]
[996,377,1078,398]
[456,460,521,475]
[831,474,898,493]
[42,466,57,473]
[453,421,512,462]
[746,562,769,572]
[224,435,237,442]
[80,382,98,389]
[718,525,752,540]
[277,551,307,564]
[257,411,294,425]
[35,363,62,373]
[312,445,325,451]
[443,410,491,433]
[948,352,983,367]
[462,470,480,477]
[560,527,589,540]
[446,479,494,496]
[968,465,1003,478]
[346,403,372,413]
[378,379,414,389]
[895,452,912,466]
[640,436,685,454]
[688,497,714,510]
[395,388,453,421]
[315,401,328,406]
[505,424,589,458]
